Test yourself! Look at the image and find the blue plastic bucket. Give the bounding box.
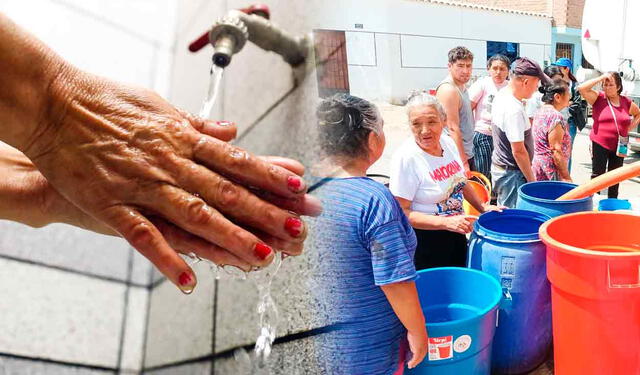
[467,209,552,374]
[407,267,502,375]
[598,198,632,211]
[517,181,593,218]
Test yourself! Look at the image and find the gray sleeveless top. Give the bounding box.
[436,78,475,159]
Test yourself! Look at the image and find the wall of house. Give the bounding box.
[313,0,552,103]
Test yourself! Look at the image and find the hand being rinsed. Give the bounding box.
[13,69,320,294]
[1,129,319,293]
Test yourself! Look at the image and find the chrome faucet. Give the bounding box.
[189,4,309,69]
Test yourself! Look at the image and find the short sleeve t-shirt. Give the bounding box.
[468,76,508,135]
[389,135,467,216]
[590,92,632,151]
[491,89,534,168]
[310,177,417,375]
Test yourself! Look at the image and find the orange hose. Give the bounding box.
[557,161,640,200]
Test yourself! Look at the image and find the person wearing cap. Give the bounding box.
[552,57,588,172]
[490,57,552,207]
[436,46,476,174]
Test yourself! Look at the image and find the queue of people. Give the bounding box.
[313,46,639,374]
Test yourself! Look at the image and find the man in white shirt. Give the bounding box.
[491,57,551,207]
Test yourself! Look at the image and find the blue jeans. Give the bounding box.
[568,118,578,173]
[491,166,527,208]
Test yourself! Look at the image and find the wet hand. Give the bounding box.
[1,143,318,273]
[407,328,428,369]
[22,67,320,293]
[445,214,478,234]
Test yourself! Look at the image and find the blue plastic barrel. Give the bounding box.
[517,181,593,218]
[467,209,551,374]
[407,267,502,375]
[598,198,632,211]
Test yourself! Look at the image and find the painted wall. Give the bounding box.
[314,0,552,103]
[551,26,583,72]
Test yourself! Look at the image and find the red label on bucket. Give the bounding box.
[428,336,453,361]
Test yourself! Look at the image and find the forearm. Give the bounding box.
[0,13,69,151]
[632,114,640,128]
[462,183,485,213]
[577,76,604,94]
[406,210,449,231]
[513,149,534,182]
[551,150,571,180]
[380,281,426,333]
[0,145,50,227]
[448,123,468,161]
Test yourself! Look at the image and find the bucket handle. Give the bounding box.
[608,261,640,289]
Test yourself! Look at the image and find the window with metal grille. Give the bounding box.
[556,43,574,61]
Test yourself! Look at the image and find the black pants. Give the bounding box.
[591,141,625,198]
[468,157,476,172]
[414,228,468,270]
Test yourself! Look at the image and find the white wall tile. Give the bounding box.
[0,355,113,375]
[0,258,125,368]
[144,261,215,368]
[1,0,160,88]
[120,286,149,372]
[0,221,130,283]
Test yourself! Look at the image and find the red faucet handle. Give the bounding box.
[240,4,270,19]
[188,32,210,52]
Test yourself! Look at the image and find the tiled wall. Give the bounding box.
[0,0,176,373]
[1,0,328,373]
[142,0,328,373]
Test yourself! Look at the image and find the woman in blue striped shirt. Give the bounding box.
[311,94,428,374]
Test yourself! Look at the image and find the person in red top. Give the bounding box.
[578,72,640,198]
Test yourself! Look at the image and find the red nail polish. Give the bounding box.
[287,176,304,192]
[285,217,303,237]
[254,243,272,260]
[215,120,234,127]
[179,272,193,286]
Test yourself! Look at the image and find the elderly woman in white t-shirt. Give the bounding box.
[390,92,500,270]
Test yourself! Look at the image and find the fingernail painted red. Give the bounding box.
[254,243,272,260]
[215,120,234,127]
[287,176,303,192]
[179,272,193,286]
[285,217,303,237]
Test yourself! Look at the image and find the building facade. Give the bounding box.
[462,0,587,71]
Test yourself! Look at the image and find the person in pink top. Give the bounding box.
[468,54,510,181]
[578,72,640,197]
[532,78,572,182]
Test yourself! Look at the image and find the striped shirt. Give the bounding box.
[311,177,417,375]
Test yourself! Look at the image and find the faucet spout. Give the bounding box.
[189,5,308,69]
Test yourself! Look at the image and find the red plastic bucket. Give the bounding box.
[539,212,640,375]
